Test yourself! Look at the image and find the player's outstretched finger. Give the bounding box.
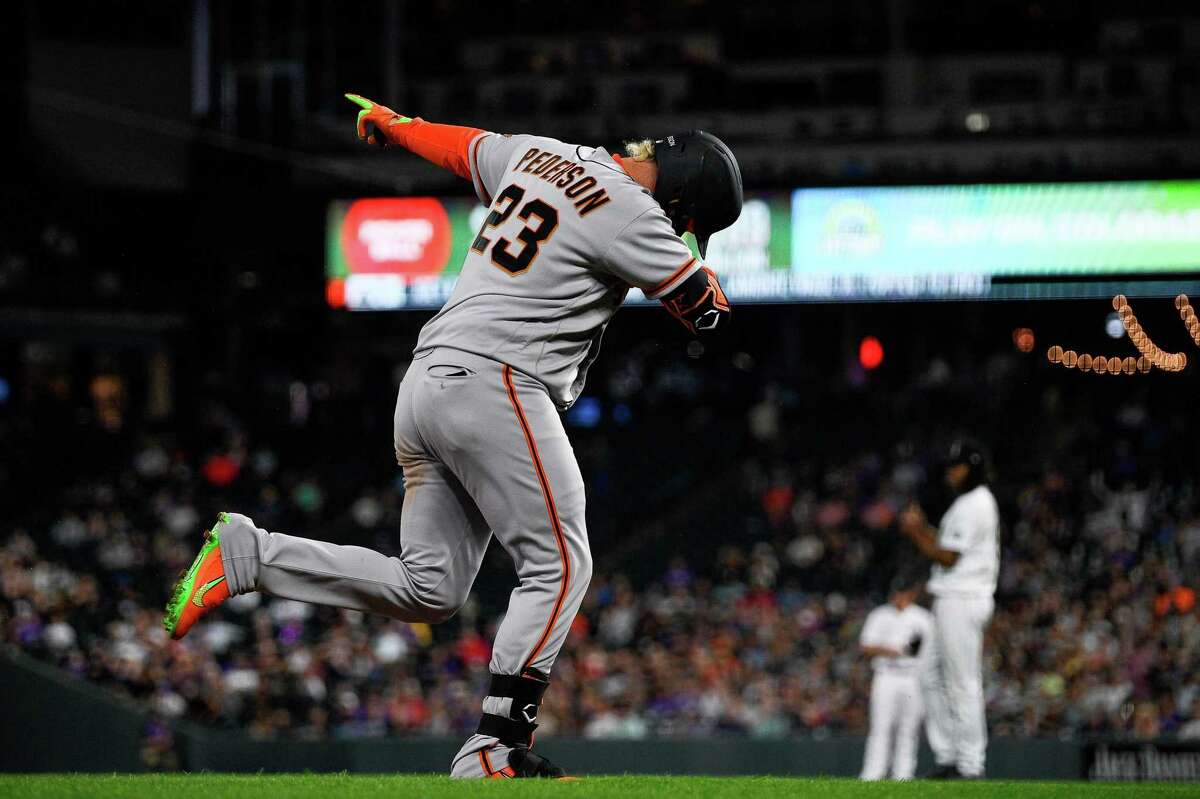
[345,93,375,140]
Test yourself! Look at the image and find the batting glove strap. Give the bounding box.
[660,266,730,335]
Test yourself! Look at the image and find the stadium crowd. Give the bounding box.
[3,352,1199,744]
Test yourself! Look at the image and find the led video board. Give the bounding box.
[786,181,1200,300]
[327,181,1200,310]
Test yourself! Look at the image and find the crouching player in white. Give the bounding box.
[899,438,999,779]
[859,575,934,781]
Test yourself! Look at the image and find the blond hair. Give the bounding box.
[623,139,656,161]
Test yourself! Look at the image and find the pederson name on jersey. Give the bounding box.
[513,147,612,217]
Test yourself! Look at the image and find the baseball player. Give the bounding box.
[162,94,742,779]
[898,439,1000,779]
[858,574,934,781]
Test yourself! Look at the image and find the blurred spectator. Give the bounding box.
[2,324,1198,743]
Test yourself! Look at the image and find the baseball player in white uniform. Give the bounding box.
[899,439,999,779]
[858,576,935,781]
[162,94,742,779]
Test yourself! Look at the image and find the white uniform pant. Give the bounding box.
[924,595,993,777]
[860,670,924,780]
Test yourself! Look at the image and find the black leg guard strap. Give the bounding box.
[508,747,566,778]
[476,669,549,747]
[477,713,534,746]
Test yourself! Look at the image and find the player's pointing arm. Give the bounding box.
[345,93,485,179]
[346,92,538,207]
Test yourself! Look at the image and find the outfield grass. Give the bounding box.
[2,775,1198,799]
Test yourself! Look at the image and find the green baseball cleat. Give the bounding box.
[163,513,233,640]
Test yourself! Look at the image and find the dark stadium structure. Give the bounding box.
[2,0,1200,784]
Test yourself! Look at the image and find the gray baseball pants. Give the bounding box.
[219,347,592,768]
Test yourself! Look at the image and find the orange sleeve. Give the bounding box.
[381,118,486,181]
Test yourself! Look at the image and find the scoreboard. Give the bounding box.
[327,180,1200,310]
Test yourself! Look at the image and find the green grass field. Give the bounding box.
[2,775,1198,799]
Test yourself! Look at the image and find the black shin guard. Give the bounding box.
[475,668,549,747]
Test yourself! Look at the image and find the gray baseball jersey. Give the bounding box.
[414,133,703,409]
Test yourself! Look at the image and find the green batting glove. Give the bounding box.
[345,93,412,147]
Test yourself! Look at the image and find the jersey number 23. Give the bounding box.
[471,184,559,276]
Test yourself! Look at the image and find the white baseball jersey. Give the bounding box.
[859,602,935,674]
[414,133,703,410]
[860,601,933,781]
[927,485,1000,599]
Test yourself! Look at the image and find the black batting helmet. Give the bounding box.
[651,131,743,258]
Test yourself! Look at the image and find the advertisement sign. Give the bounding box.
[327,181,1200,310]
[339,198,451,276]
[1087,742,1200,782]
[326,197,481,310]
[792,181,1200,277]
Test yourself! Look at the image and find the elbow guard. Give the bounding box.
[660,266,730,335]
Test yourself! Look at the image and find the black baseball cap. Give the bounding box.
[946,438,988,470]
[651,131,743,258]
[889,563,926,595]
[945,437,991,489]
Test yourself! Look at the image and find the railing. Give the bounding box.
[5,648,1197,780]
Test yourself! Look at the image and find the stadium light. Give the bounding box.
[859,336,884,370]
